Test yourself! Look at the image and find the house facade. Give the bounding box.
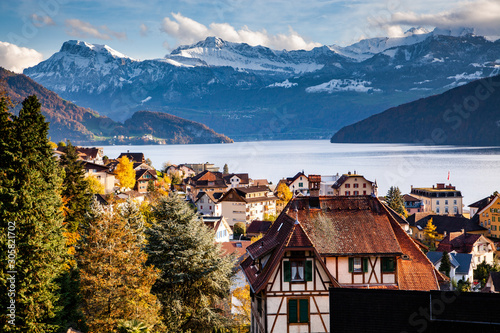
[195,192,223,216]
[407,214,487,242]
[241,196,441,333]
[426,251,474,286]
[134,169,157,193]
[410,183,463,215]
[403,194,424,214]
[203,216,232,242]
[331,172,378,197]
[83,161,115,194]
[219,186,277,226]
[474,194,500,238]
[437,231,495,268]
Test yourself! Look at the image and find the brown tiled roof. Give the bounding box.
[235,185,272,194]
[286,171,307,185]
[246,220,272,235]
[83,161,109,172]
[135,168,157,180]
[253,179,269,186]
[468,195,496,209]
[221,241,251,261]
[241,196,440,293]
[332,174,374,189]
[411,215,486,234]
[76,147,101,159]
[195,191,224,203]
[437,233,493,253]
[403,194,421,202]
[117,152,145,163]
[223,173,250,185]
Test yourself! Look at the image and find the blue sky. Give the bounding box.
[1,0,500,72]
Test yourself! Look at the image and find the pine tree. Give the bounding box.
[0,95,67,332]
[439,251,451,277]
[115,156,136,189]
[78,209,160,333]
[146,194,237,332]
[223,163,229,174]
[385,186,408,218]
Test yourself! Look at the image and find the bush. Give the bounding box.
[233,222,246,236]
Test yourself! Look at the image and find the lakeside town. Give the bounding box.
[66,144,500,332]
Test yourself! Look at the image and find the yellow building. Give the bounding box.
[331,172,378,197]
[410,183,463,215]
[476,195,500,238]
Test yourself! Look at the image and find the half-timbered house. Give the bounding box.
[241,195,442,333]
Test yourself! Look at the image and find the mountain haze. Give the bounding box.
[24,28,500,140]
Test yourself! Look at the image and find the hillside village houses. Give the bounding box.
[55,146,500,330]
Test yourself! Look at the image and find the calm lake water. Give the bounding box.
[102,140,500,207]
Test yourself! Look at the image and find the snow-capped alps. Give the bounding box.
[23,28,500,140]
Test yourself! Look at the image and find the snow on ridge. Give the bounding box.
[447,71,483,81]
[267,79,298,88]
[306,79,381,93]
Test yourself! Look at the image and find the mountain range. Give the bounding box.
[0,67,232,145]
[331,74,500,146]
[23,27,500,140]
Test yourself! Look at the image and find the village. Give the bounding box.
[60,144,500,333]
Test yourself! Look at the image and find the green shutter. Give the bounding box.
[382,257,395,272]
[289,299,298,323]
[348,257,353,272]
[382,258,387,272]
[284,261,291,282]
[305,260,313,281]
[363,258,368,272]
[299,299,309,323]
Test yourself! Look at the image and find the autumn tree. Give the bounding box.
[385,186,408,218]
[423,218,438,250]
[439,251,451,277]
[146,194,237,332]
[78,207,160,333]
[231,285,251,332]
[85,174,105,194]
[0,95,68,332]
[276,181,293,214]
[115,156,136,189]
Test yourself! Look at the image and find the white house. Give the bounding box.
[195,192,224,216]
[203,216,232,243]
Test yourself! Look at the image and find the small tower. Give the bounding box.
[308,174,321,198]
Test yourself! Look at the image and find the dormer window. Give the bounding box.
[284,260,312,282]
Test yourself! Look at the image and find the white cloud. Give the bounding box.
[139,23,149,37]
[0,41,43,73]
[31,14,55,28]
[65,19,127,40]
[160,12,321,50]
[370,0,500,37]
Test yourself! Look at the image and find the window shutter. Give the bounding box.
[288,299,298,323]
[305,260,313,281]
[284,261,291,282]
[299,299,309,323]
[363,258,368,273]
[382,258,387,272]
[348,258,353,272]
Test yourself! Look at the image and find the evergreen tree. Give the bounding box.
[146,194,237,332]
[0,95,67,332]
[58,141,92,332]
[78,209,160,333]
[385,186,408,218]
[439,251,451,277]
[223,163,229,174]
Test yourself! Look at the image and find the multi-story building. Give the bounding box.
[437,231,495,268]
[410,183,463,215]
[331,172,378,196]
[203,216,232,243]
[241,195,441,333]
[83,161,115,194]
[469,194,500,238]
[195,191,223,216]
[219,186,277,226]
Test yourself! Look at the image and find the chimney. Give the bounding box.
[308,175,321,198]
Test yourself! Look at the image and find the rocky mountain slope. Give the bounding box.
[330,74,500,146]
[0,67,233,144]
[24,28,500,140]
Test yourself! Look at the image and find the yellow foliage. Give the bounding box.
[115,156,136,189]
[251,233,263,244]
[85,174,105,194]
[232,285,251,330]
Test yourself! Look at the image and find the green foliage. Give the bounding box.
[146,194,237,332]
[438,251,451,277]
[118,319,151,333]
[223,163,229,174]
[385,186,408,218]
[233,222,246,236]
[456,278,471,292]
[0,95,68,332]
[147,179,155,192]
[474,260,499,288]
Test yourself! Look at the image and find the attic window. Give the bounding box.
[235,242,242,248]
[401,254,410,260]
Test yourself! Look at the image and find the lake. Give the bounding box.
[102,140,500,207]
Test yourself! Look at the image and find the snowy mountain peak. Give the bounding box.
[60,40,131,59]
[431,27,475,37]
[404,27,430,36]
